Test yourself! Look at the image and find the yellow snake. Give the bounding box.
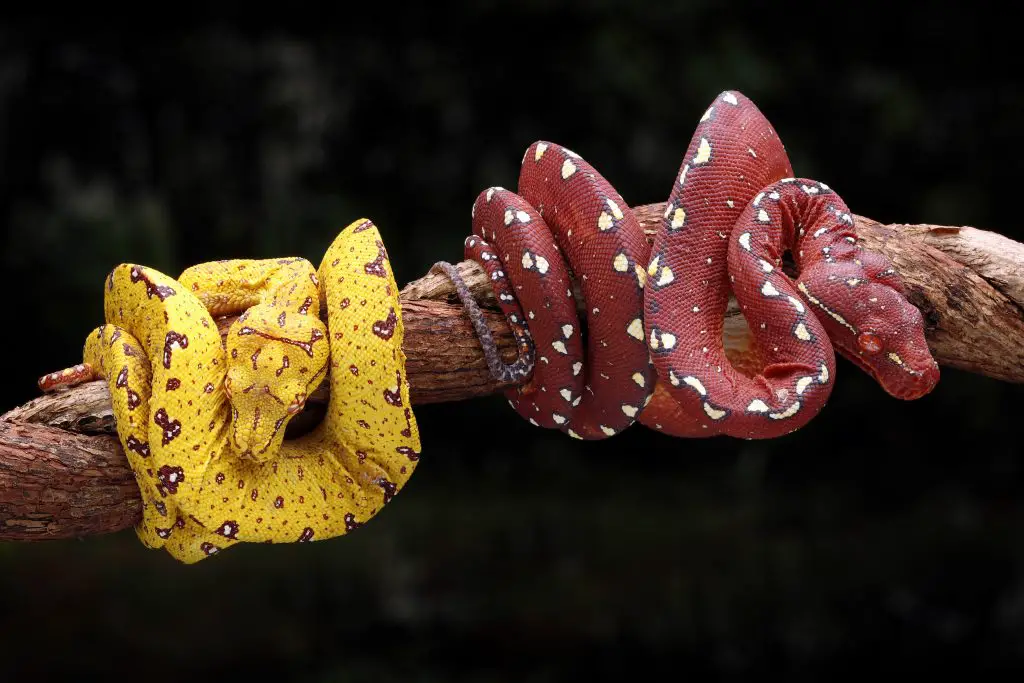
[40,219,421,563]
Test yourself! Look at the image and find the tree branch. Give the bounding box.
[2,203,1023,541]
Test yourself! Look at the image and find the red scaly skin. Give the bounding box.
[465,142,655,440]
[640,90,940,438]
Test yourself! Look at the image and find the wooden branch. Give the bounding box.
[2,203,1023,541]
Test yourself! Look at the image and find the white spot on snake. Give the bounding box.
[801,184,820,195]
[562,324,574,339]
[813,227,828,238]
[622,404,638,418]
[613,253,629,272]
[769,191,780,200]
[559,388,573,402]
[552,341,568,355]
[535,255,549,274]
[846,278,861,286]
[761,281,780,297]
[788,296,805,314]
[820,182,831,190]
[600,425,616,437]
[769,402,801,420]
[780,178,796,183]
[521,251,534,270]
[682,376,707,396]
[563,147,580,159]
[739,232,752,251]
[703,402,727,420]
[670,207,686,230]
[528,310,535,319]
[668,370,680,387]
[692,306,700,313]
[753,192,765,207]
[567,429,582,439]
[693,137,712,165]
[598,212,615,231]
[632,372,645,388]
[819,364,830,383]
[516,210,530,223]
[606,198,624,220]
[760,260,774,273]
[561,159,577,179]
[655,266,674,287]
[504,209,514,226]
[747,399,769,413]
[678,164,690,186]
[888,352,904,365]
[794,323,812,341]
[757,209,771,223]
[529,418,539,426]
[748,147,757,158]
[535,143,548,161]
[486,187,497,202]
[700,106,714,122]
[726,199,735,208]
[626,318,644,340]
[796,377,814,395]
[573,361,583,376]
[552,413,566,424]
[723,92,739,105]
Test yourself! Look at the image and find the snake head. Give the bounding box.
[224,303,329,461]
[798,262,940,400]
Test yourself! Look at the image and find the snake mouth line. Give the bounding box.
[835,344,933,400]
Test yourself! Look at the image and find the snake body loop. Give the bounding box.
[447,145,656,440]
[40,219,420,562]
[449,90,940,439]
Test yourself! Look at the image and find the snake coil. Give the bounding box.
[441,90,940,440]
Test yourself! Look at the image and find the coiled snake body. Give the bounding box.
[41,219,420,562]
[442,90,940,439]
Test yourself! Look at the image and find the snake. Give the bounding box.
[441,90,940,440]
[435,145,656,440]
[39,219,421,563]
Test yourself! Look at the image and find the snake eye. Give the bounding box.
[286,393,307,415]
[857,332,883,354]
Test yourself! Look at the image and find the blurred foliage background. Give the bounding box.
[2,5,1024,680]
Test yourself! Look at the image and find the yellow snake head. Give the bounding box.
[224,303,329,461]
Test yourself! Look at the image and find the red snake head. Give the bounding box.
[224,303,329,461]
[798,263,940,400]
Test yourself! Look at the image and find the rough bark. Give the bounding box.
[2,204,1023,541]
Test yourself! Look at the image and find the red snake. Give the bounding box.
[436,90,940,440]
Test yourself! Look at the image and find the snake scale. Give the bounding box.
[440,90,940,440]
[40,219,420,563]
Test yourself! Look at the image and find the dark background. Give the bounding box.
[3,6,1024,680]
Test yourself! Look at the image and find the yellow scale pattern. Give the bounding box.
[67,219,419,563]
